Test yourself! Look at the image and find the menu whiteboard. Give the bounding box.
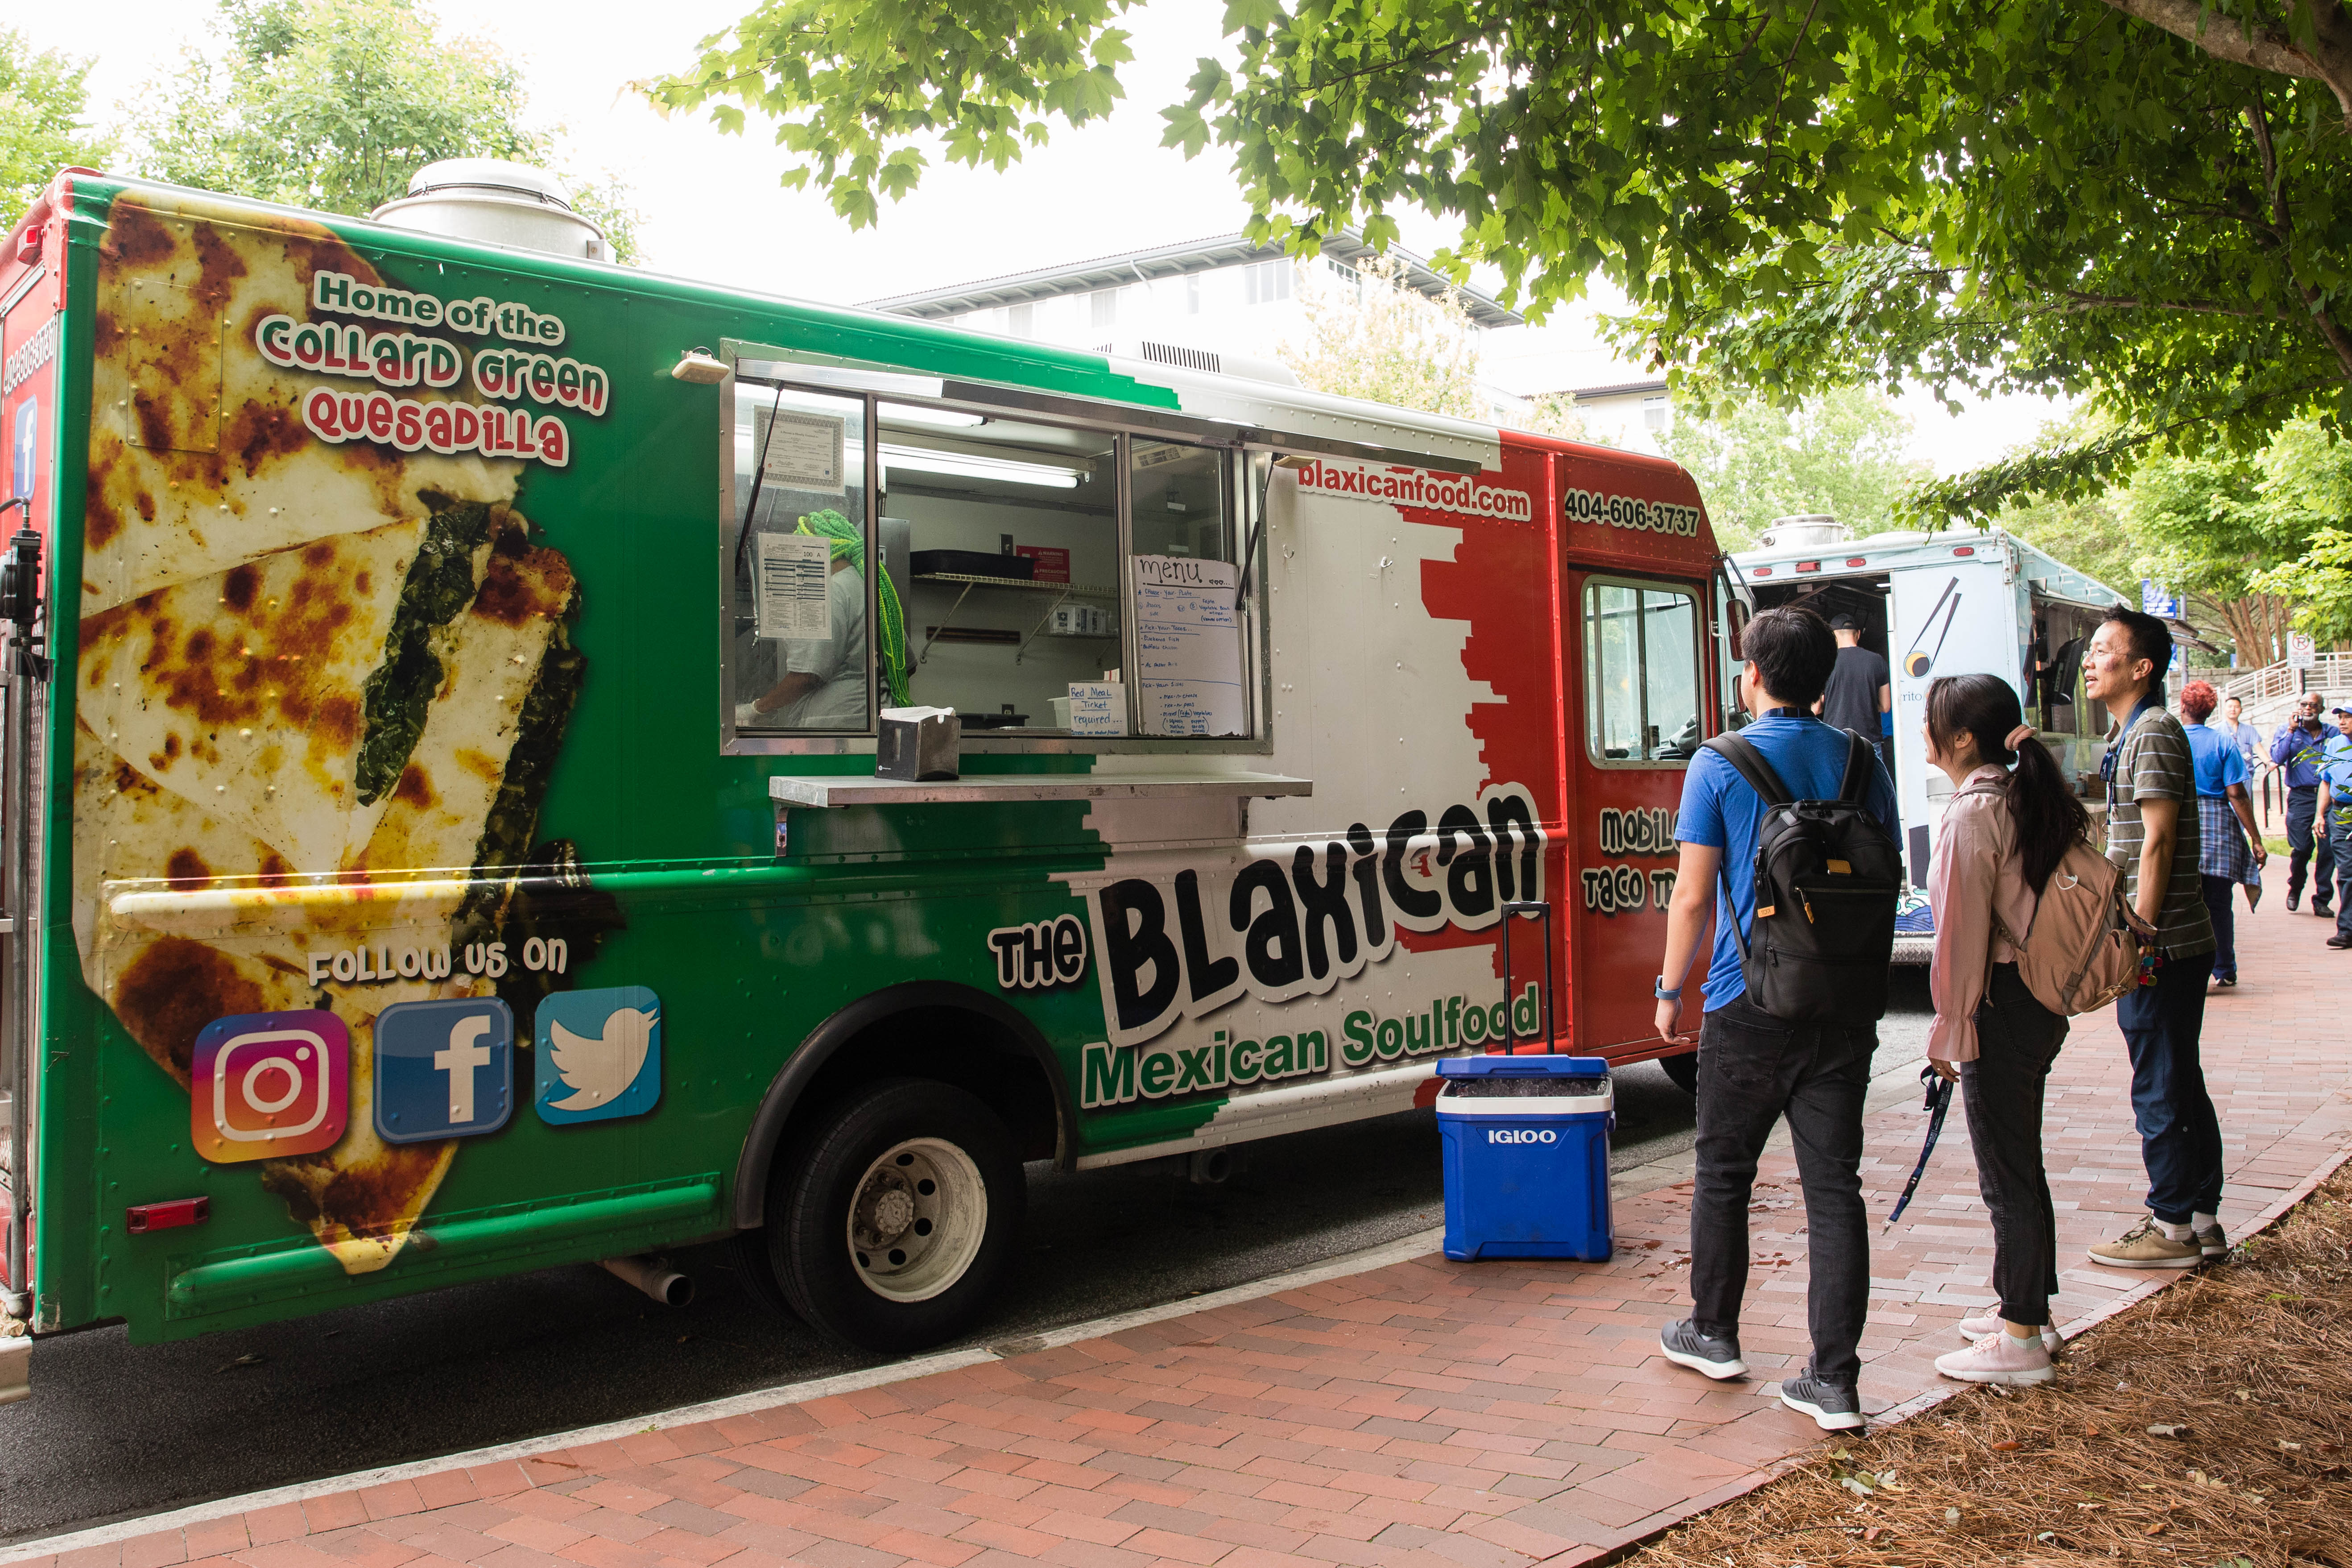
[1132,555,1247,736]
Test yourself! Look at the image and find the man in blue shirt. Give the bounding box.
[1649,605,1900,1431]
[2320,708,2352,949]
[2271,693,2335,916]
[2216,695,2262,775]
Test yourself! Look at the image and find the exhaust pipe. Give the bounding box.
[599,1254,694,1307]
[1187,1148,1235,1186]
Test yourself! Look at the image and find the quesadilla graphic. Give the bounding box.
[84,189,511,616]
[75,192,599,1275]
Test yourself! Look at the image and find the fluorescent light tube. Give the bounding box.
[880,444,1082,489]
[884,406,988,430]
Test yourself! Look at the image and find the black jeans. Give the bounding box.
[2286,786,2335,903]
[2114,949,2223,1223]
[1959,964,2067,1326]
[2199,874,2238,982]
[2331,809,2352,939]
[1692,996,1877,1388]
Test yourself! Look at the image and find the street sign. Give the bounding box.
[2140,579,2181,618]
[2289,630,2316,669]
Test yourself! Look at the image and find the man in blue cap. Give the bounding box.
[2271,693,2335,917]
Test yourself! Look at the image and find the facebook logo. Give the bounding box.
[374,998,514,1144]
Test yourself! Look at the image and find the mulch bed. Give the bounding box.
[1617,1164,2352,1567]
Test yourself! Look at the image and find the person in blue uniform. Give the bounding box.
[2271,693,2336,916]
[2322,708,2352,950]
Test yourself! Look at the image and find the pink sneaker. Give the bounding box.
[1935,1330,2054,1386]
[1955,1313,2059,1353]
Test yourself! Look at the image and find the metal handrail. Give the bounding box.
[2220,653,2352,707]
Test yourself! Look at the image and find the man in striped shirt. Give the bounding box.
[2083,606,2223,1270]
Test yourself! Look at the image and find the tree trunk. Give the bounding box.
[2100,0,2352,126]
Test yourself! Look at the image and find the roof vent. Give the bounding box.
[1758,514,1845,550]
[1104,339,1302,389]
[369,158,607,263]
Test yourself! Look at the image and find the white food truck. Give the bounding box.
[1729,519,2132,960]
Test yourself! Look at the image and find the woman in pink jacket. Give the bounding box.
[1923,674,2091,1387]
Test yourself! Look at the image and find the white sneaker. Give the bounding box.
[1956,1312,2059,1353]
[1935,1330,2054,1386]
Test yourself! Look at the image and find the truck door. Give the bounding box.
[1566,570,1708,1052]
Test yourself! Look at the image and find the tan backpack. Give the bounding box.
[1998,837,2156,1016]
[1953,778,2154,1016]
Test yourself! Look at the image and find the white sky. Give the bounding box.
[25,0,2059,473]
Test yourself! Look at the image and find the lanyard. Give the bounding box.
[2102,697,2162,807]
[1886,1067,1953,1230]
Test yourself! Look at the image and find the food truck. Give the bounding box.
[1729,519,2129,958]
[0,166,1732,1386]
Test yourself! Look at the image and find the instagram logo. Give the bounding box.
[191,1010,350,1163]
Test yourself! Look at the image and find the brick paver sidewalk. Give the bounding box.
[18,877,2351,1568]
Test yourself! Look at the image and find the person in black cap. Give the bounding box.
[1819,612,1893,774]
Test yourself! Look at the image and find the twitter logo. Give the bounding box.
[534,986,661,1125]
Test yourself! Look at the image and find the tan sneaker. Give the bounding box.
[2193,1220,2228,1258]
[2089,1215,2203,1269]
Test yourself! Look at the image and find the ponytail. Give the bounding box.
[2007,733,2089,893]
[1925,673,2089,894]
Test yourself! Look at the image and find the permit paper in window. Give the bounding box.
[755,407,848,494]
[756,531,833,640]
[1132,555,1246,736]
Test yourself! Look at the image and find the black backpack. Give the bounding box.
[1701,731,1903,1025]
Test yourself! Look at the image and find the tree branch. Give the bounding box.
[2098,0,2352,126]
[2054,290,2270,319]
[2243,95,2352,381]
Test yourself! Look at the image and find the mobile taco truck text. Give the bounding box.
[253,270,610,466]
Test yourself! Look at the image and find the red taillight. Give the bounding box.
[1751,566,1773,577]
[1796,560,1820,573]
[125,1197,211,1234]
[1953,546,1975,557]
[1846,557,1867,567]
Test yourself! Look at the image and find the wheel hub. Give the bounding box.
[846,1138,988,1304]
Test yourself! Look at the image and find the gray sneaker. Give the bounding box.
[2193,1220,2229,1258]
[1779,1371,1867,1431]
[1659,1318,1746,1379]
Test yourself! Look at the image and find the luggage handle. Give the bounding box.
[1498,899,1556,1053]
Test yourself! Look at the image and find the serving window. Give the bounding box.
[1585,578,1701,766]
[722,367,1265,753]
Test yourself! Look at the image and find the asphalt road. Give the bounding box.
[0,972,1931,1545]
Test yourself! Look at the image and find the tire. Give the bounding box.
[764,1078,1024,1353]
[1658,1050,1700,1095]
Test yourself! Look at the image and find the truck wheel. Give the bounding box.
[765,1078,1023,1353]
[1659,1051,1700,1095]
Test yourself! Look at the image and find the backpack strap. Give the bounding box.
[1716,858,1753,964]
[1701,734,1796,968]
[1835,731,1874,805]
[1700,733,1795,807]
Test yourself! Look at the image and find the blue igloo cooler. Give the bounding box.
[1436,1055,1614,1262]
